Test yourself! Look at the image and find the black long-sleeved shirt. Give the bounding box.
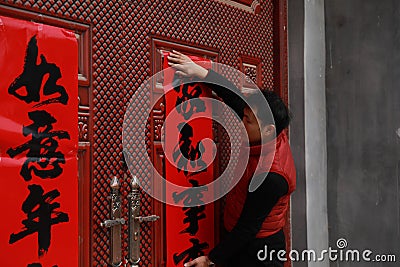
[202,70,289,265]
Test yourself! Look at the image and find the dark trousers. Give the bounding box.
[223,230,286,267]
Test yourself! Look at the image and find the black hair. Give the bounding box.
[246,90,291,135]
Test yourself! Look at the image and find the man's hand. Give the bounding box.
[167,50,209,79]
[183,256,213,267]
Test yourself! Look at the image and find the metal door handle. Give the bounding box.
[101,176,123,267]
[127,176,159,266]
[101,218,125,228]
[135,215,160,223]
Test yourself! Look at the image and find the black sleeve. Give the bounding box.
[202,69,247,119]
[208,172,289,265]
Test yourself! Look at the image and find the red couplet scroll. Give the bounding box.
[163,53,215,266]
[0,16,78,266]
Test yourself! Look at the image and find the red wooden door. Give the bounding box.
[0,0,289,266]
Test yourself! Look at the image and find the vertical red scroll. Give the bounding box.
[163,53,215,266]
[0,16,78,267]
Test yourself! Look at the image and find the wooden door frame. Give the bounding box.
[272,1,291,266]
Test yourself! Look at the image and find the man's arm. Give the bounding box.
[202,69,246,119]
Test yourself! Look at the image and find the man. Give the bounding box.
[168,51,296,267]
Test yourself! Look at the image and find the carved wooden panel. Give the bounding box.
[240,55,262,92]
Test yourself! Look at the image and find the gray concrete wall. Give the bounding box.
[289,0,329,266]
[325,0,400,266]
[304,0,329,266]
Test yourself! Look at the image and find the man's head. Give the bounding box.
[242,90,291,145]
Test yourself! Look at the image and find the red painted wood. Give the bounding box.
[272,1,291,266]
[0,0,289,266]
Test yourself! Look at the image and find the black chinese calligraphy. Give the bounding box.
[172,123,207,176]
[172,75,206,120]
[6,110,70,181]
[172,179,207,207]
[8,35,69,107]
[9,184,69,257]
[180,205,206,236]
[173,238,209,265]
[27,264,58,267]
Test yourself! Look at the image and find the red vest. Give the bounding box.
[224,132,296,238]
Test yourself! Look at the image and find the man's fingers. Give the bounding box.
[167,56,184,64]
[169,51,184,59]
[166,62,188,76]
[175,70,188,77]
[168,52,181,58]
[172,50,185,56]
[168,62,186,71]
[169,51,191,63]
[167,61,178,68]
[168,54,190,65]
[183,260,196,267]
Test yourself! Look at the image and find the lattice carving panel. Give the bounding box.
[0,0,277,266]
